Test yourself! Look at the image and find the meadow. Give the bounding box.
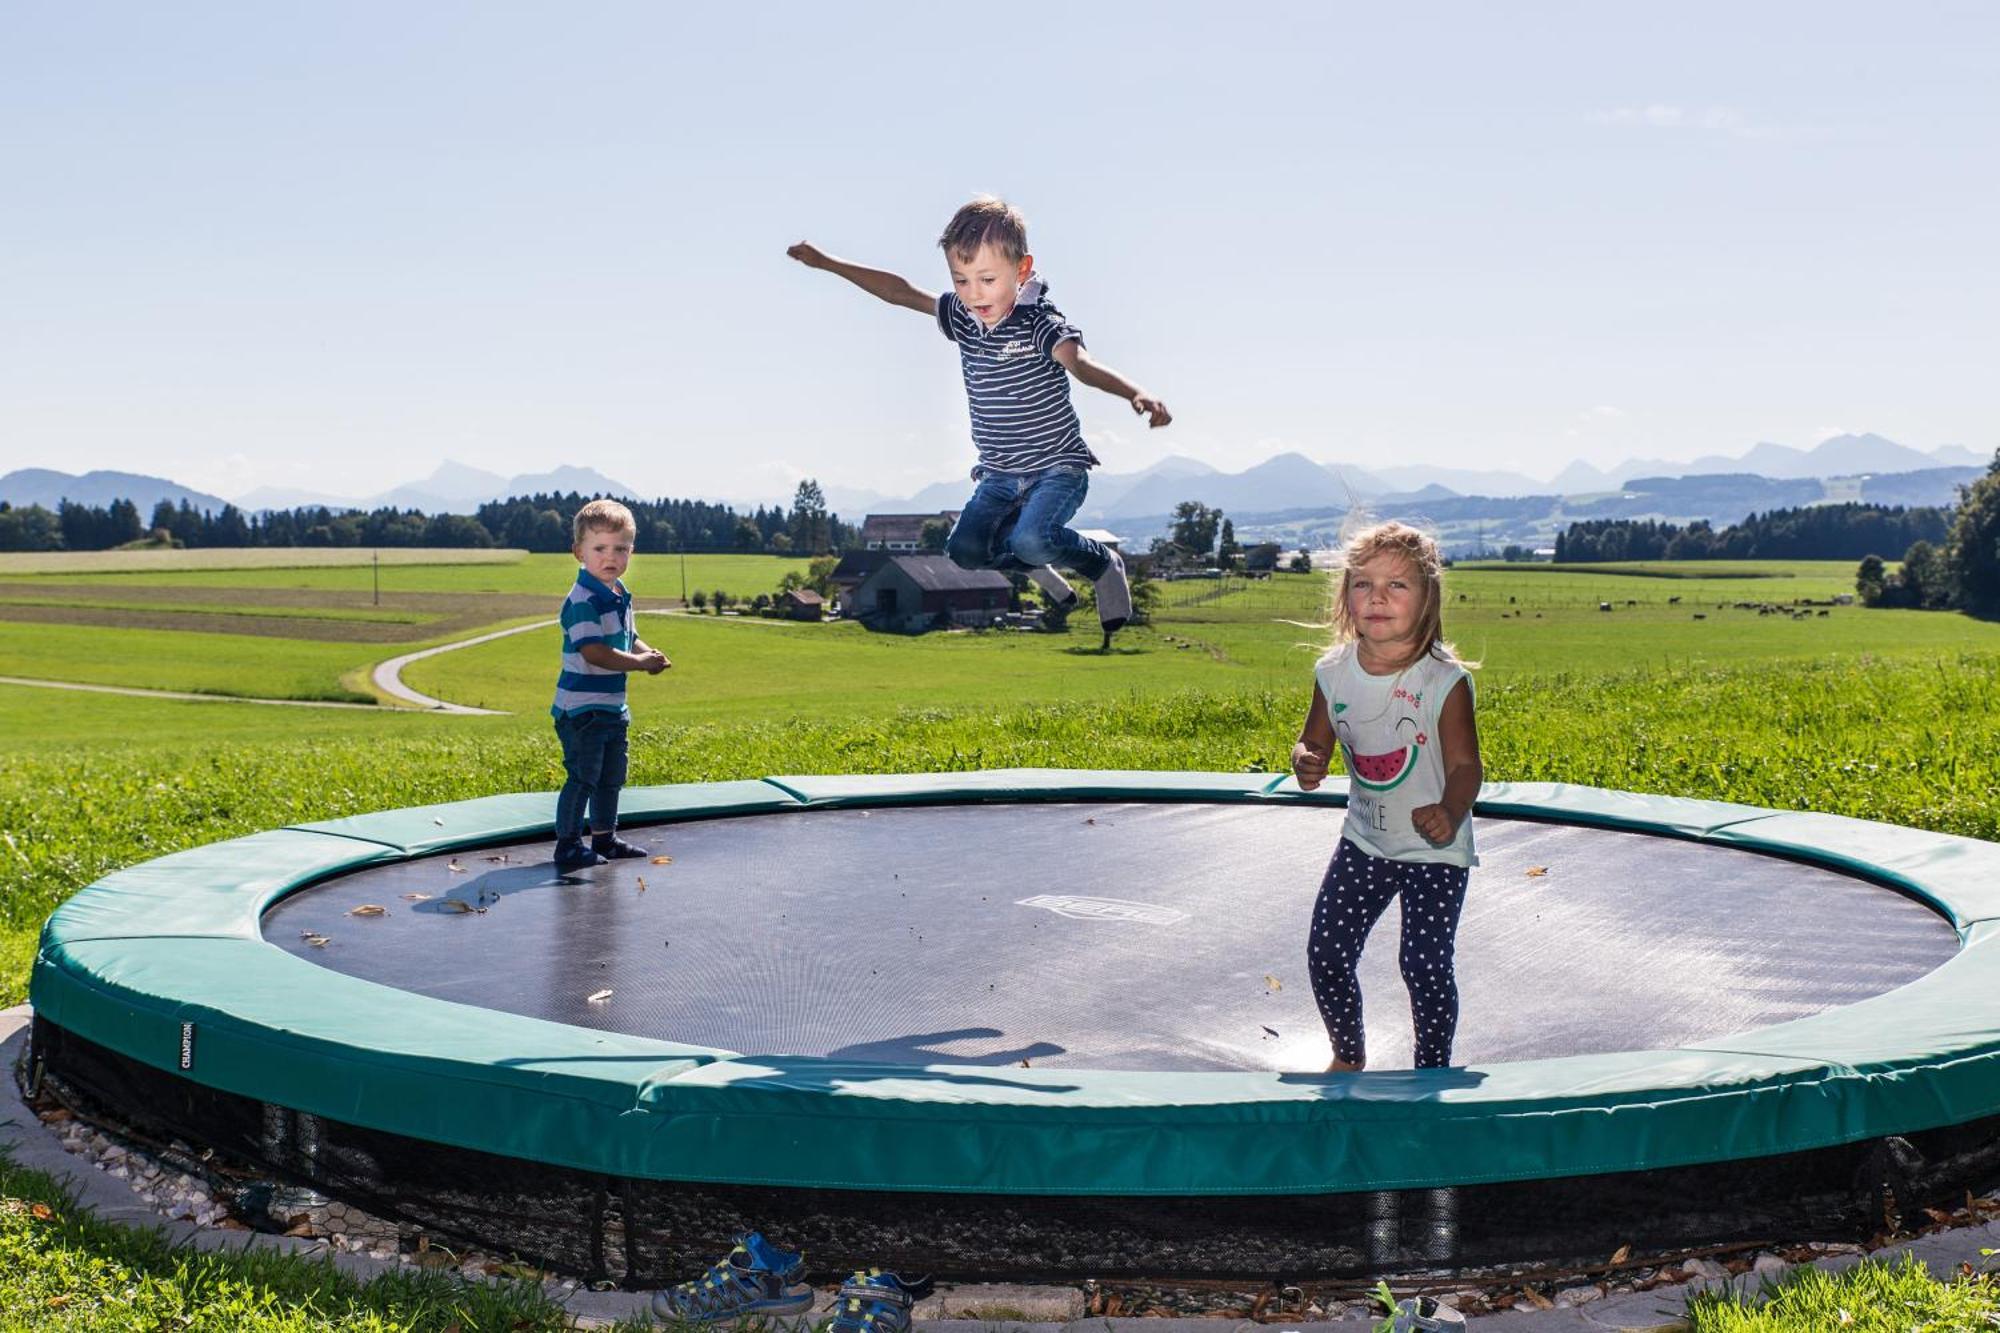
[6,552,2000,1008]
[36,550,808,597]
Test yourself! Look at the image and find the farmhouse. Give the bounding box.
[849,555,1012,633]
[859,512,961,552]
[827,550,893,603]
[780,588,824,621]
[1243,542,1284,572]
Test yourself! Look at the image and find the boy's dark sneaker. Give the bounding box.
[591,832,650,860]
[552,839,604,872]
[822,1269,934,1333]
[648,1231,814,1323]
[1094,548,1131,633]
[1028,565,1077,610]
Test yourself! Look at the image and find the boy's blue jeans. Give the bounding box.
[554,709,628,840]
[945,465,1111,580]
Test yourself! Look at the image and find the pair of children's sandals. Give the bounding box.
[650,1232,931,1331]
[650,1231,1463,1332]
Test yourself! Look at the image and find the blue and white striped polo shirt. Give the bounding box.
[551,568,634,719]
[937,276,1101,477]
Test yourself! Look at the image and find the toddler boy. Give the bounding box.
[551,499,669,871]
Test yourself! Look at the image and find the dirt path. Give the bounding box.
[0,675,380,710]
[368,621,552,714]
[370,609,791,714]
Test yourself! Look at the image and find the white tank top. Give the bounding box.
[1314,642,1477,868]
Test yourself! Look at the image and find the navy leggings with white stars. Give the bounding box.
[1307,837,1470,1069]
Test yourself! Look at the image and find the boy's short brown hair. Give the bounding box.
[938,195,1029,264]
[572,498,637,546]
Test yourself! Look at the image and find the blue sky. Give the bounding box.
[2,2,1994,504]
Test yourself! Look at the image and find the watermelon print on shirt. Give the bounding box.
[1314,642,1478,868]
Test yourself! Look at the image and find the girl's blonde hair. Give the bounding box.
[1320,520,1471,669]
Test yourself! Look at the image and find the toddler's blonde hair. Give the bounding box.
[1320,520,1470,669]
[572,498,636,546]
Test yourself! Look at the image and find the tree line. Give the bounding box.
[1554,502,1951,564]
[0,480,853,555]
[1856,451,2000,614]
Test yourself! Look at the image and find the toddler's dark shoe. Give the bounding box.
[823,1269,934,1333]
[553,838,605,872]
[649,1231,814,1323]
[592,832,650,860]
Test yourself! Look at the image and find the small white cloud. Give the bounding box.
[1581,405,1627,423]
[1589,105,1779,137]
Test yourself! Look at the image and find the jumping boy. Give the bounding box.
[788,196,1171,637]
[551,499,669,871]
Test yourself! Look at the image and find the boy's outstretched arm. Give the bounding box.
[787,242,936,315]
[1051,340,1171,428]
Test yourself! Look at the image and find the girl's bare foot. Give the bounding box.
[1325,1056,1365,1073]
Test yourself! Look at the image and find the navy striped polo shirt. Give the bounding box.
[936,277,1101,476]
[551,568,633,719]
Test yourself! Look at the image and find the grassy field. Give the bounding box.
[7,650,1998,1009]
[0,622,408,703]
[407,570,2000,716]
[32,551,809,597]
[0,547,531,575]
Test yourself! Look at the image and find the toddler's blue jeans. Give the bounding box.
[554,709,628,839]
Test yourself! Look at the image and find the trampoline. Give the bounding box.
[27,770,2000,1282]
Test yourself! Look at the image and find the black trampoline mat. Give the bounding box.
[261,802,1958,1073]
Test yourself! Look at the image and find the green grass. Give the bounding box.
[0,547,531,576]
[35,552,809,598]
[0,597,437,626]
[1685,1253,2000,1330]
[0,623,387,703]
[399,572,2000,717]
[0,1147,627,1331]
[1457,558,1867,588]
[407,613,1301,716]
[7,650,1998,1010]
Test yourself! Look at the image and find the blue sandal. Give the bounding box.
[650,1232,814,1324]
[820,1269,934,1333]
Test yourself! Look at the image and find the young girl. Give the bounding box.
[1292,521,1482,1071]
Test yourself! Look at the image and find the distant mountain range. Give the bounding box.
[230,462,643,514]
[839,434,1987,544]
[0,469,232,515]
[3,434,1987,558]
[0,462,643,518]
